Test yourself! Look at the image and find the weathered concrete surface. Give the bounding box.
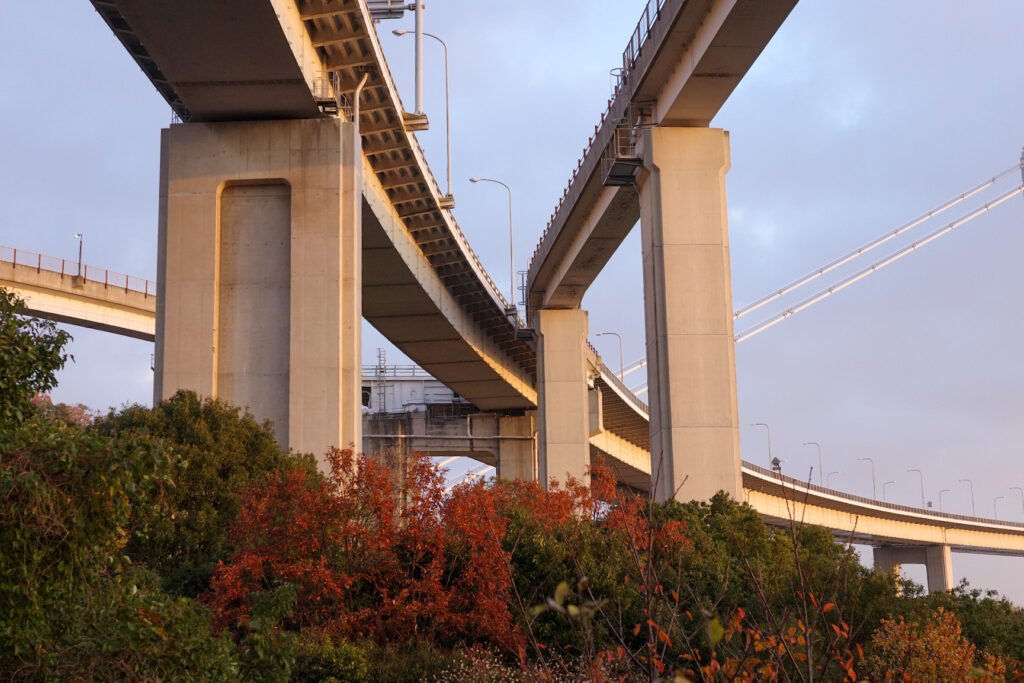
[638,127,741,503]
[156,118,361,463]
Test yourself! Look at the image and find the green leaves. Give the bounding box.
[0,287,72,430]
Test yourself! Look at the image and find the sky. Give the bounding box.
[2,1,1023,600]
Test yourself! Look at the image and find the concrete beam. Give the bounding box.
[638,127,741,502]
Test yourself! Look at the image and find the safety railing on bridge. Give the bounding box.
[0,245,156,297]
[743,461,1024,530]
[598,359,650,415]
[622,0,668,77]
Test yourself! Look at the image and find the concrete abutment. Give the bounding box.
[154,118,362,467]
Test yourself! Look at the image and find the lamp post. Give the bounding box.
[1012,486,1024,518]
[958,478,976,516]
[596,332,624,380]
[907,468,925,508]
[882,480,896,502]
[827,470,840,487]
[393,29,453,207]
[73,232,83,280]
[468,177,514,308]
[751,423,772,469]
[859,457,877,499]
[939,488,951,512]
[803,442,823,486]
[994,496,1005,520]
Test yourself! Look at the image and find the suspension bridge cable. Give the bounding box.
[733,161,1024,321]
[734,183,1024,343]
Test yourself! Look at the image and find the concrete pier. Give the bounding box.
[637,127,742,502]
[535,308,591,488]
[874,544,955,594]
[155,118,362,464]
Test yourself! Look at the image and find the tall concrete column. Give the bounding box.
[637,126,741,502]
[873,545,954,594]
[155,118,362,467]
[535,308,591,488]
[497,413,537,481]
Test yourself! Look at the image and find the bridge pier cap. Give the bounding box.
[155,118,362,469]
[636,126,741,503]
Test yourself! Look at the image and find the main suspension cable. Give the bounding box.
[735,183,1024,343]
[733,161,1024,321]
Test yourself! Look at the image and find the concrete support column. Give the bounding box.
[637,126,741,502]
[873,545,954,594]
[497,412,537,481]
[924,544,955,593]
[155,118,361,468]
[535,308,591,488]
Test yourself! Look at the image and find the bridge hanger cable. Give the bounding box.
[734,183,1024,343]
[733,161,1024,321]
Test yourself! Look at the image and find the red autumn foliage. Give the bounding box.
[205,448,521,650]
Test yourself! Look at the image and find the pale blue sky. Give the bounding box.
[2,1,1023,600]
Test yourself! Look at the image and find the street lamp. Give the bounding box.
[958,478,976,516]
[393,29,454,207]
[994,496,1005,520]
[73,232,83,280]
[596,332,624,380]
[938,488,951,512]
[803,442,823,486]
[907,468,925,508]
[827,470,840,488]
[882,480,896,502]
[859,457,877,499]
[751,423,772,469]
[1012,486,1024,518]
[468,177,515,309]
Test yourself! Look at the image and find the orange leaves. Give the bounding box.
[205,449,520,651]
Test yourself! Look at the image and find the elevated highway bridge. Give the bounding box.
[6,253,1024,592]
[4,0,1014,592]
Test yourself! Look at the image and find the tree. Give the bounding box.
[0,287,71,428]
[864,607,1007,681]
[91,390,315,597]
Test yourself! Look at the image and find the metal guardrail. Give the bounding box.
[622,0,668,76]
[361,364,433,378]
[0,245,155,297]
[599,360,650,415]
[743,461,1024,530]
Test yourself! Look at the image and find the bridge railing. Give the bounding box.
[622,0,668,76]
[0,245,156,297]
[598,359,650,415]
[743,460,1024,529]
